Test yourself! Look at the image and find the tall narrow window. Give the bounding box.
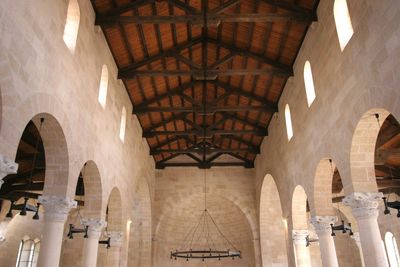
[16,237,40,267]
[385,232,400,267]
[98,65,109,108]
[303,61,316,107]
[63,0,80,53]
[119,107,127,142]
[333,0,354,51]
[285,104,293,141]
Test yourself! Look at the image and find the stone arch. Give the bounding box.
[349,108,391,192]
[154,193,255,267]
[291,185,309,230]
[312,158,339,216]
[259,174,288,266]
[106,187,123,232]
[28,113,69,196]
[79,161,104,219]
[128,175,152,267]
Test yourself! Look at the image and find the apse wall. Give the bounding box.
[0,0,155,266]
[153,167,258,267]
[254,0,400,265]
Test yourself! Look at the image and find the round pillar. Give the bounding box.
[311,216,339,267]
[343,192,389,267]
[351,232,366,267]
[37,195,77,267]
[81,218,107,267]
[292,229,311,267]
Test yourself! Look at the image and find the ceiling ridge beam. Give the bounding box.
[150,147,260,155]
[155,161,253,169]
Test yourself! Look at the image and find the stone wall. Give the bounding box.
[255,0,400,265]
[0,0,155,266]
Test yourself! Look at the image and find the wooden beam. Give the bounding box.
[118,38,202,75]
[260,0,317,16]
[120,68,289,79]
[155,161,253,169]
[96,0,155,16]
[207,38,293,76]
[143,128,267,137]
[96,12,314,26]
[150,147,259,155]
[133,104,276,114]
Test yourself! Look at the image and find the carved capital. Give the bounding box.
[38,195,77,222]
[292,229,309,246]
[108,231,123,247]
[82,218,107,239]
[311,216,337,235]
[0,155,18,188]
[343,192,383,220]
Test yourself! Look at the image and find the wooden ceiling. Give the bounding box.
[91,0,319,168]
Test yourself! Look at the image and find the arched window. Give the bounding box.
[98,65,109,109]
[385,232,400,267]
[333,0,354,51]
[63,0,80,53]
[285,104,293,141]
[119,107,127,142]
[303,61,316,107]
[16,236,40,267]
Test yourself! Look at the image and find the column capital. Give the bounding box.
[38,195,77,222]
[292,229,309,246]
[0,154,18,188]
[108,231,123,247]
[82,218,107,239]
[310,216,337,235]
[343,192,383,219]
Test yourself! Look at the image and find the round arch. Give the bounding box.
[128,175,152,267]
[349,108,391,192]
[291,185,309,230]
[154,193,255,267]
[259,174,288,266]
[312,158,338,216]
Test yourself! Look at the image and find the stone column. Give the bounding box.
[0,154,18,190]
[81,218,107,267]
[351,232,365,267]
[37,195,77,267]
[107,231,123,267]
[343,192,389,267]
[311,216,339,267]
[292,229,311,267]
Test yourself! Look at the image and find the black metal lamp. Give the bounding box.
[67,223,89,239]
[305,235,318,247]
[99,237,111,249]
[382,197,400,217]
[330,220,353,236]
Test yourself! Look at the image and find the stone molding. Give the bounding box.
[38,195,77,222]
[81,218,107,239]
[310,216,337,235]
[343,192,383,220]
[292,229,309,246]
[108,231,123,247]
[0,154,18,189]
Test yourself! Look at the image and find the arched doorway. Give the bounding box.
[259,174,288,266]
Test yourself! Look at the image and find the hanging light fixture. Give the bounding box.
[6,118,44,220]
[170,169,241,262]
[329,159,353,237]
